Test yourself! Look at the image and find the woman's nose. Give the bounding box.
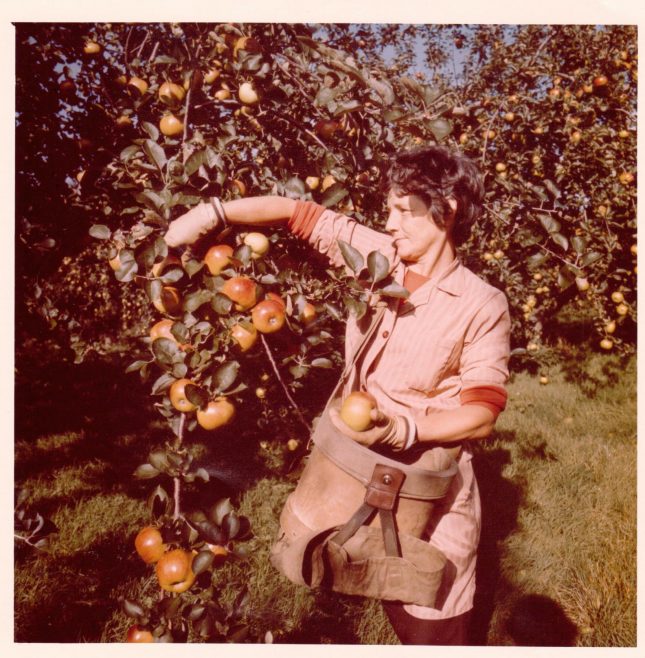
[385,211,399,233]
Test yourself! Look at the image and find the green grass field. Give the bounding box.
[14,351,637,645]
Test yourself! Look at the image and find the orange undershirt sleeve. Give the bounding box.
[460,385,508,419]
[287,200,326,240]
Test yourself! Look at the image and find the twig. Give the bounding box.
[148,41,160,64]
[527,29,554,68]
[135,32,150,61]
[123,26,134,71]
[173,414,186,520]
[260,335,312,433]
[182,84,193,162]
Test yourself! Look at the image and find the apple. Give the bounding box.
[83,40,101,55]
[321,174,337,192]
[158,81,185,105]
[483,252,494,261]
[539,376,549,385]
[126,626,154,643]
[252,299,286,334]
[153,286,182,315]
[150,319,190,351]
[203,68,220,84]
[305,176,320,190]
[134,526,166,564]
[592,75,609,95]
[504,112,515,122]
[230,322,258,352]
[204,244,234,275]
[169,378,198,413]
[495,162,507,173]
[630,244,637,256]
[115,114,132,129]
[605,321,616,334]
[618,172,634,186]
[214,88,231,101]
[340,391,377,432]
[575,277,590,292]
[128,76,149,96]
[611,291,624,304]
[232,179,247,196]
[243,232,270,259]
[151,255,183,279]
[315,119,340,140]
[160,113,184,137]
[494,250,504,259]
[155,548,196,593]
[238,82,259,104]
[570,131,582,144]
[600,338,613,350]
[616,303,629,316]
[221,276,258,310]
[300,302,317,326]
[255,387,266,399]
[197,397,236,430]
[208,544,229,558]
[265,292,286,309]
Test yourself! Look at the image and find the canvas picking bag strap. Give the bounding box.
[269,302,461,605]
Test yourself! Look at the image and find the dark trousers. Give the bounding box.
[382,602,472,645]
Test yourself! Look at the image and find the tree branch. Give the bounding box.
[260,335,312,433]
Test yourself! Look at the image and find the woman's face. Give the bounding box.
[385,191,456,263]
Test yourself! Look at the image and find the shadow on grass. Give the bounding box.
[470,435,524,645]
[506,593,578,646]
[14,529,149,642]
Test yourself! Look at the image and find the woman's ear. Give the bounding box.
[444,196,458,231]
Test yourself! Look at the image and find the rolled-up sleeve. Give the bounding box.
[309,208,398,270]
[459,291,511,389]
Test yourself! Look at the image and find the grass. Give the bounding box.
[14,350,637,645]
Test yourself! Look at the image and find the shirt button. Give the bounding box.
[382,330,390,338]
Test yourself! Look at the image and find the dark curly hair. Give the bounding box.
[386,145,485,245]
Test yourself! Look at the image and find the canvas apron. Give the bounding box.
[270,303,461,607]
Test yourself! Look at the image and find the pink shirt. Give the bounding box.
[293,203,511,619]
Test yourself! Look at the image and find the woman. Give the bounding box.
[165,145,511,645]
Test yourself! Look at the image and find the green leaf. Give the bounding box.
[114,250,138,282]
[321,183,349,208]
[571,236,588,255]
[284,177,306,196]
[184,258,204,277]
[337,240,364,274]
[211,292,233,315]
[233,244,253,266]
[151,371,176,394]
[89,224,111,240]
[160,268,184,284]
[551,232,569,251]
[211,498,233,526]
[125,360,149,374]
[527,252,548,269]
[186,384,208,408]
[311,358,333,368]
[148,449,170,471]
[366,78,395,105]
[213,361,239,392]
[538,213,561,234]
[423,86,443,105]
[122,599,146,619]
[343,296,368,320]
[580,251,603,267]
[543,179,561,199]
[428,118,452,141]
[367,250,390,284]
[152,338,181,366]
[377,281,410,298]
[184,604,207,622]
[133,463,160,479]
[141,121,159,141]
[184,289,213,313]
[557,265,577,290]
[120,144,141,161]
[143,139,167,171]
[185,149,206,176]
[192,550,215,576]
[147,484,171,518]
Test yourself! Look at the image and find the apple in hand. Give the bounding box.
[339,391,377,432]
[134,526,166,564]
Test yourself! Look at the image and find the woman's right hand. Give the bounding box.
[164,200,222,247]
